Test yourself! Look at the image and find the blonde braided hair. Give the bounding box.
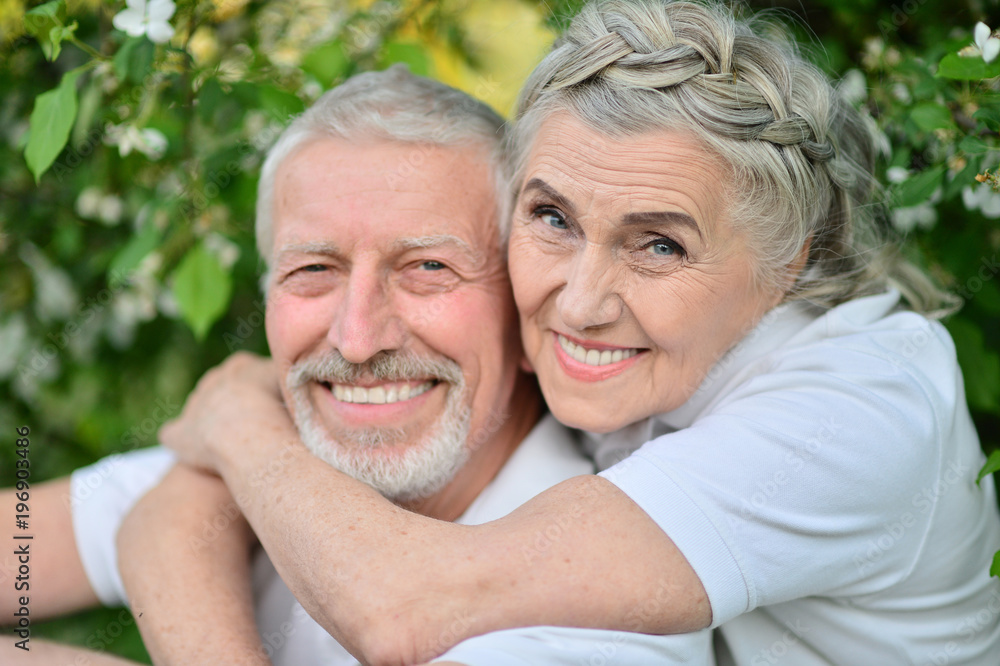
[507,0,956,315]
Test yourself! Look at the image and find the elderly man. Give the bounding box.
[2,67,713,665]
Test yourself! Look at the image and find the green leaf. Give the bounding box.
[893,166,945,208]
[937,53,1000,81]
[257,86,304,120]
[959,135,989,155]
[197,78,224,124]
[909,103,956,132]
[109,225,162,280]
[377,41,431,77]
[976,450,1000,486]
[114,37,155,85]
[991,550,1000,579]
[944,160,981,200]
[24,0,66,61]
[301,40,351,87]
[947,317,1000,411]
[25,68,83,183]
[973,107,1000,132]
[171,242,233,340]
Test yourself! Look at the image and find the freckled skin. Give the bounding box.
[510,114,786,433]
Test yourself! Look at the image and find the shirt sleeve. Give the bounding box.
[599,326,954,628]
[70,446,176,606]
[432,626,715,665]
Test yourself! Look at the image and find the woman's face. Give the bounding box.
[509,113,785,433]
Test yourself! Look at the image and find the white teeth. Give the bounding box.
[558,335,638,367]
[329,381,433,404]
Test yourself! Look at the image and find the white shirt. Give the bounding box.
[586,290,1000,665]
[70,414,715,665]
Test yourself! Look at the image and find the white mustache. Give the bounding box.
[288,349,463,388]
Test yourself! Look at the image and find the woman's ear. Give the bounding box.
[784,236,812,291]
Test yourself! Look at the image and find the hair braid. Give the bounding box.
[506,0,956,316]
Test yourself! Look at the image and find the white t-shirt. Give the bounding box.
[583,290,1000,665]
[70,414,715,665]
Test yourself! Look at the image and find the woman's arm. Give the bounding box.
[116,465,271,666]
[160,353,711,665]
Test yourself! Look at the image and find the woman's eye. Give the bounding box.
[643,239,685,258]
[537,208,568,229]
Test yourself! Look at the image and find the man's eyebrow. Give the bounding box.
[275,240,341,262]
[622,211,704,241]
[393,235,477,259]
[521,178,577,217]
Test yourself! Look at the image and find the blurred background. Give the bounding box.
[1,0,999,660]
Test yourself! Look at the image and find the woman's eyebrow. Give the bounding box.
[521,178,577,217]
[622,211,703,241]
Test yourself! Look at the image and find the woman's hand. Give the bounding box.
[159,352,294,473]
[117,465,269,665]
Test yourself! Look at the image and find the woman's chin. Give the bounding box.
[545,398,633,435]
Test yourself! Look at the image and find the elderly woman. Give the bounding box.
[113,0,998,663]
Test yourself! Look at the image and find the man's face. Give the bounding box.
[265,137,525,503]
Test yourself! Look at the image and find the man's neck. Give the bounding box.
[399,372,544,522]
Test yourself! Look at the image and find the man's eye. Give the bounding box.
[537,208,568,229]
[300,264,327,272]
[420,260,446,271]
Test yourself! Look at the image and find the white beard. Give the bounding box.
[286,350,471,503]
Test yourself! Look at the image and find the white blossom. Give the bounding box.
[837,69,867,106]
[892,202,938,232]
[76,186,103,219]
[204,232,240,269]
[886,166,910,184]
[98,195,125,226]
[112,0,176,44]
[975,22,1000,64]
[105,125,168,160]
[962,183,1000,218]
[19,243,79,323]
[0,314,29,380]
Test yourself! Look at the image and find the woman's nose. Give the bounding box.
[555,244,623,331]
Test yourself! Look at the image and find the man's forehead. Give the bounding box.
[271,138,499,261]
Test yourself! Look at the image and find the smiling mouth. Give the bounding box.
[319,380,437,405]
[557,334,641,366]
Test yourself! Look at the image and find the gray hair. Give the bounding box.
[507,0,956,316]
[256,65,508,267]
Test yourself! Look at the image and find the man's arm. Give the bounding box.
[161,353,710,666]
[116,465,270,666]
[1,478,100,621]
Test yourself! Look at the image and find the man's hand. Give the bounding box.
[159,352,291,472]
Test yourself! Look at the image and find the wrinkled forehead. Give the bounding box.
[272,137,501,254]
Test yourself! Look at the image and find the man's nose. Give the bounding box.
[329,269,406,363]
[555,243,623,331]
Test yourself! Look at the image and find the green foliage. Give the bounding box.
[25,67,82,182]
[2,0,1000,657]
[171,241,233,340]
